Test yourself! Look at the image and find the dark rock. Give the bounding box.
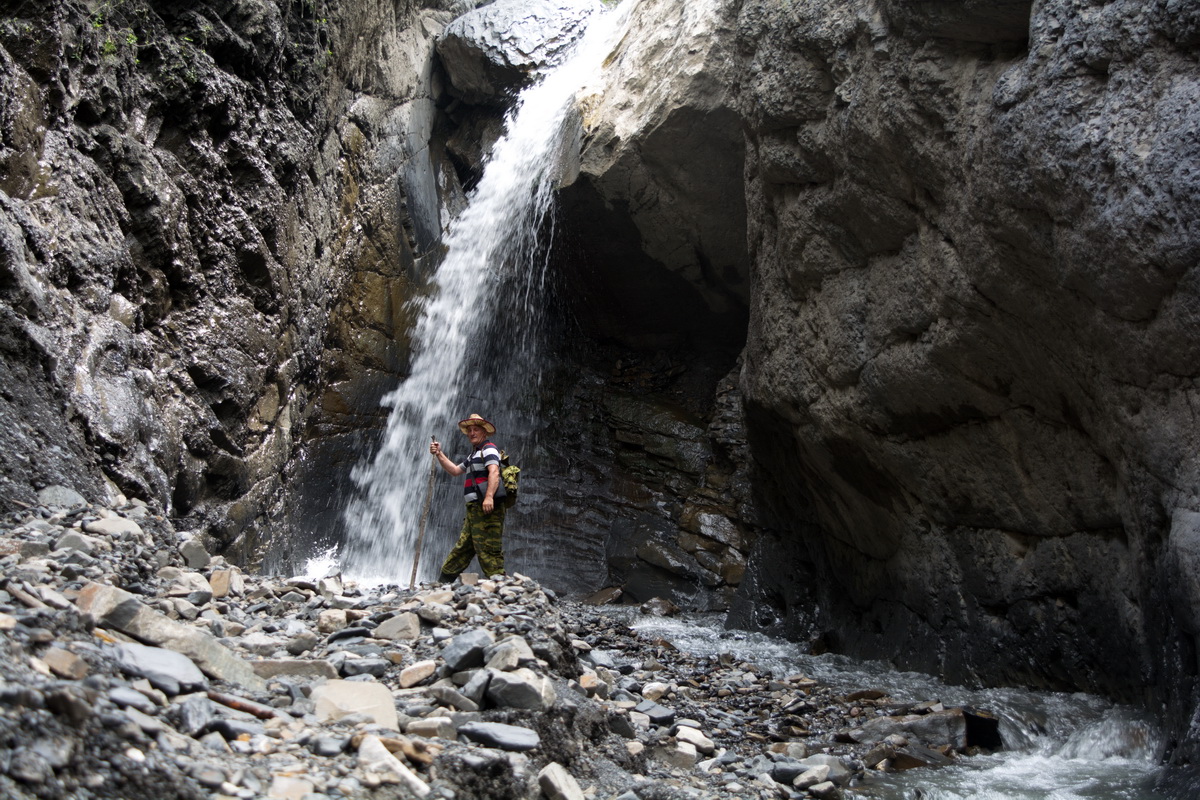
[457,720,541,752]
[340,658,390,678]
[634,699,676,727]
[174,695,218,737]
[441,628,495,671]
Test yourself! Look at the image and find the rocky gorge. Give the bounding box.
[2,0,1200,787]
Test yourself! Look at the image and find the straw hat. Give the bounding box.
[458,414,496,435]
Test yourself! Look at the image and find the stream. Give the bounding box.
[623,611,1176,800]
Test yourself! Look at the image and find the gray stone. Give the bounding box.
[76,583,265,692]
[798,755,852,786]
[436,0,600,104]
[250,659,339,681]
[83,516,143,540]
[538,762,585,800]
[53,531,101,555]
[460,668,492,704]
[175,695,218,736]
[9,749,53,783]
[310,680,399,729]
[37,486,87,508]
[167,572,213,606]
[112,643,207,695]
[431,684,479,712]
[634,698,676,727]
[458,721,541,751]
[286,631,320,655]
[179,537,210,569]
[340,657,390,678]
[108,686,156,713]
[484,635,536,670]
[375,612,421,641]
[485,668,555,711]
[441,628,495,671]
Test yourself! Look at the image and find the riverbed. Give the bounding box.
[620,611,1177,800]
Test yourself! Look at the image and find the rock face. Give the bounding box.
[0,0,458,561]
[436,0,602,105]
[569,0,1200,761]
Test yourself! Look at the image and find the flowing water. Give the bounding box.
[623,612,1182,800]
[337,4,633,585]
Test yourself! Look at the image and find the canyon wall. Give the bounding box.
[0,0,460,561]
[567,0,1200,761]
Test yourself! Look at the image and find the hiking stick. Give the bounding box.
[410,438,438,589]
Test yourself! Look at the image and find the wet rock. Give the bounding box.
[639,597,681,617]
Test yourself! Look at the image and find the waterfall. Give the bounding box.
[336,3,632,586]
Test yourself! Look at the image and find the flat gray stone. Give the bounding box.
[458,720,541,751]
[112,643,206,695]
[76,582,265,692]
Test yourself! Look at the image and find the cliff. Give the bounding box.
[567,0,1200,762]
[0,0,459,561]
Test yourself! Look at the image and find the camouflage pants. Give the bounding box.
[439,502,506,579]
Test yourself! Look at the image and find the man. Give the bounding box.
[429,413,507,581]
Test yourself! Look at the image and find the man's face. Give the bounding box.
[464,425,487,447]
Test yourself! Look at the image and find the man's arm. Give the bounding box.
[482,463,500,513]
[430,442,465,476]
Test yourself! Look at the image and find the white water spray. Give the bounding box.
[339,3,633,585]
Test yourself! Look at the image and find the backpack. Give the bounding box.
[499,450,520,509]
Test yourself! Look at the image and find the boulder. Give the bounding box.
[436,0,601,104]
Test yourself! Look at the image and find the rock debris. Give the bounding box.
[0,488,999,799]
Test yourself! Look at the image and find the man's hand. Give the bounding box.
[430,440,441,456]
[482,496,494,514]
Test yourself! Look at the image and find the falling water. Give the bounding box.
[337,3,633,585]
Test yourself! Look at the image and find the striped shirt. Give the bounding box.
[458,442,506,504]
